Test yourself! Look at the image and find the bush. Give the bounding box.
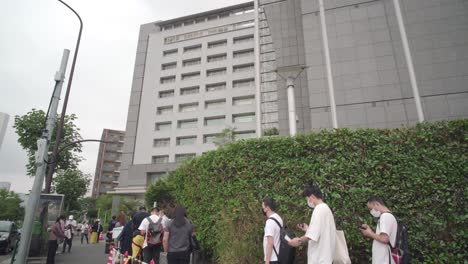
[166,120,467,263]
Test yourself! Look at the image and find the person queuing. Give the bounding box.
[360,196,398,264]
[80,220,89,244]
[91,219,103,243]
[261,198,283,264]
[47,215,66,264]
[288,185,336,264]
[139,207,163,264]
[62,215,77,253]
[163,207,194,264]
[132,206,150,261]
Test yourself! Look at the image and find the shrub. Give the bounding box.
[167,120,467,263]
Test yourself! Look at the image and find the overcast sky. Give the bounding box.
[0,0,249,194]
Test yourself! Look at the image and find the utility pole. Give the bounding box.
[15,50,70,264]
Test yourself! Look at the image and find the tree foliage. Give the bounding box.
[145,179,176,210]
[213,127,236,147]
[13,109,83,176]
[163,120,467,263]
[54,169,90,213]
[0,189,24,222]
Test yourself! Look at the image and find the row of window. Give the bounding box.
[160,63,254,84]
[155,112,255,132]
[162,35,254,57]
[159,79,254,95]
[161,49,254,71]
[159,7,254,31]
[156,96,255,115]
[153,129,256,148]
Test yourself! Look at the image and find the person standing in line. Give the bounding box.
[47,215,66,264]
[159,208,172,230]
[360,196,398,264]
[117,210,127,227]
[81,221,89,244]
[262,198,283,264]
[288,185,336,264]
[132,206,150,260]
[62,215,77,253]
[139,207,163,264]
[163,207,194,264]
[91,219,103,243]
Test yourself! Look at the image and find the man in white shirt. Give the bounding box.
[62,215,77,253]
[289,186,336,264]
[262,198,283,264]
[360,196,398,264]
[139,207,162,264]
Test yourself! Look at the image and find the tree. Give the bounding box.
[54,169,90,212]
[13,109,83,176]
[213,127,236,147]
[145,178,176,210]
[0,189,24,222]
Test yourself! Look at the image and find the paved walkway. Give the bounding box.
[55,239,108,264]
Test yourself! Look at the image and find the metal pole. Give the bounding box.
[15,50,70,264]
[45,0,83,193]
[254,0,262,138]
[286,77,297,136]
[393,0,424,122]
[318,0,338,128]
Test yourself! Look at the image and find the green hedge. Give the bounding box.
[166,120,467,263]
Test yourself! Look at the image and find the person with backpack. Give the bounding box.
[288,185,336,264]
[360,196,399,264]
[162,206,194,264]
[261,198,283,264]
[139,207,163,264]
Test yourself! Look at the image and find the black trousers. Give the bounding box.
[167,251,190,264]
[62,234,73,252]
[81,233,88,244]
[143,244,162,264]
[46,240,58,264]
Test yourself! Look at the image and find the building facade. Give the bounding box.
[0,112,9,150]
[91,129,125,198]
[114,0,468,204]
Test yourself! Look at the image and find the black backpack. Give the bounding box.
[146,217,164,245]
[268,218,296,264]
[381,213,411,264]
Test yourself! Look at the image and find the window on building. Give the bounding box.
[204,116,225,126]
[195,17,205,23]
[157,106,173,115]
[233,113,255,123]
[160,76,176,84]
[205,99,226,109]
[176,136,197,146]
[233,95,255,106]
[207,15,218,21]
[152,155,169,164]
[178,119,198,129]
[175,153,196,163]
[161,62,177,70]
[163,49,178,56]
[181,72,200,80]
[153,138,170,147]
[234,130,256,140]
[207,68,226,77]
[208,40,227,49]
[159,90,174,98]
[155,122,171,131]
[233,78,255,88]
[147,172,168,184]
[179,103,198,112]
[207,53,227,63]
[163,25,173,31]
[180,86,200,95]
[233,34,254,44]
[183,58,201,67]
[233,63,254,73]
[233,49,254,58]
[184,20,194,26]
[174,22,182,28]
[203,134,221,144]
[206,82,226,92]
[219,12,230,18]
[184,44,202,53]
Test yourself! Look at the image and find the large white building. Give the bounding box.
[111,2,258,204]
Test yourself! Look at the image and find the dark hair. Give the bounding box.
[112,216,116,220]
[56,215,66,223]
[302,185,323,199]
[263,197,277,212]
[173,207,187,228]
[139,206,146,211]
[367,195,385,205]
[151,207,160,213]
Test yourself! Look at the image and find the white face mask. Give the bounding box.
[370,209,381,218]
[307,198,315,208]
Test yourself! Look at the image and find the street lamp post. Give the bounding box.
[45,0,83,193]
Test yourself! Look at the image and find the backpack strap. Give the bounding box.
[267,217,282,259]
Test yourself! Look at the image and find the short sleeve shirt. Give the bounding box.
[138,214,161,248]
[166,219,194,252]
[263,213,283,262]
[372,213,397,264]
[305,203,336,264]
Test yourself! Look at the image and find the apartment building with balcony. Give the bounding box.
[91,129,125,198]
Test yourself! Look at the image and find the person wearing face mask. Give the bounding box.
[261,198,283,264]
[360,195,397,264]
[288,185,336,264]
